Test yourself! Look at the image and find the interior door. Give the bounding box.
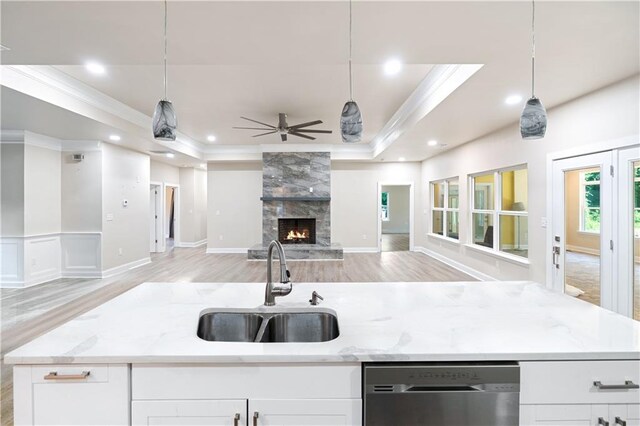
[150,185,159,252]
[551,152,614,310]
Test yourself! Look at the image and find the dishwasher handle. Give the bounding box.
[406,385,482,392]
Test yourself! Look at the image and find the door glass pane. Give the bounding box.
[499,215,528,258]
[432,211,443,235]
[564,168,601,306]
[446,211,459,240]
[433,182,444,208]
[472,213,494,248]
[501,169,528,211]
[634,161,639,320]
[448,180,459,208]
[473,174,494,210]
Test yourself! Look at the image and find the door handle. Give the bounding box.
[593,380,640,390]
[233,413,240,426]
[615,417,627,426]
[598,418,610,426]
[253,411,259,426]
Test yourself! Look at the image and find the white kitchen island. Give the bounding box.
[5,281,640,425]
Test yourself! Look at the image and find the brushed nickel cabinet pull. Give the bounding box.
[593,380,640,390]
[615,417,627,426]
[233,413,240,426]
[253,411,259,426]
[44,371,90,380]
[598,417,610,426]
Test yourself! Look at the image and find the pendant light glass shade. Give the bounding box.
[340,100,363,142]
[520,97,546,139]
[153,0,177,141]
[520,0,546,140]
[152,100,177,141]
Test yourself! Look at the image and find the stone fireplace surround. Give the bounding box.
[247,152,344,260]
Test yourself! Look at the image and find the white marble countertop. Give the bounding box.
[5,281,640,364]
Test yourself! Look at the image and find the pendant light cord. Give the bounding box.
[349,0,353,101]
[163,0,168,100]
[531,0,536,98]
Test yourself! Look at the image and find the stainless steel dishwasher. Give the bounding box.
[364,362,520,426]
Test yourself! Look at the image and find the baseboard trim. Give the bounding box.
[343,247,379,253]
[206,248,248,254]
[566,244,600,257]
[177,239,208,248]
[101,257,151,278]
[413,246,497,281]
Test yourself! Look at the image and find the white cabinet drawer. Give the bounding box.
[132,363,361,400]
[521,361,640,404]
[14,364,130,426]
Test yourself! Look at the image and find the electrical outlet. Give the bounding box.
[215,210,220,216]
[540,217,547,228]
[219,235,224,241]
[106,213,114,221]
[362,234,367,240]
[118,248,123,256]
[31,258,36,266]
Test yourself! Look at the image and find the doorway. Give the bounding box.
[378,183,414,252]
[165,183,180,250]
[150,183,162,253]
[550,144,639,319]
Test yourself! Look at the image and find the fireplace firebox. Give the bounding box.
[278,218,316,244]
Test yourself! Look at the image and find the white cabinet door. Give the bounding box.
[520,404,609,426]
[249,399,362,426]
[132,400,247,426]
[609,404,640,426]
[14,364,130,426]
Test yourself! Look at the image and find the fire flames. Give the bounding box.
[286,229,308,240]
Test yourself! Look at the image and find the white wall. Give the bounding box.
[61,150,102,232]
[381,185,411,234]
[207,162,262,250]
[332,162,421,249]
[151,160,180,184]
[101,143,150,271]
[179,167,208,246]
[417,74,640,283]
[0,143,24,237]
[23,141,61,236]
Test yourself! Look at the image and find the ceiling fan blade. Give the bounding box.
[233,126,274,131]
[289,132,316,140]
[281,134,287,142]
[278,113,287,129]
[289,120,323,129]
[252,130,278,137]
[293,129,333,134]
[240,116,276,129]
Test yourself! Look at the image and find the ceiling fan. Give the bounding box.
[233,113,332,142]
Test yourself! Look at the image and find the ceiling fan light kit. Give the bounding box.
[520,0,547,140]
[152,0,177,141]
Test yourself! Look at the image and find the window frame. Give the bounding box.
[469,165,529,262]
[578,170,601,234]
[429,177,460,242]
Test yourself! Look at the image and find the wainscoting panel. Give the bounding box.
[0,238,24,286]
[61,233,102,278]
[23,235,61,286]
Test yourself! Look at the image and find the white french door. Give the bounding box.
[551,145,640,319]
[551,151,614,310]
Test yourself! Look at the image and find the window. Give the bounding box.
[381,191,389,221]
[635,162,640,238]
[471,166,528,259]
[579,169,601,233]
[430,178,459,240]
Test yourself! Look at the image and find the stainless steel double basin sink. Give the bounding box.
[197,308,339,343]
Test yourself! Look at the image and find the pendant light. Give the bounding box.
[520,0,547,140]
[152,0,177,141]
[340,0,363,143]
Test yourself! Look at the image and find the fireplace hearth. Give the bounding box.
[278,218,316,245]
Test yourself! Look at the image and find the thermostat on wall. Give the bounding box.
[122,199,128,207]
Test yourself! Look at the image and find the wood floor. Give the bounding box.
[382,233,410,252]
[0,247,473,425]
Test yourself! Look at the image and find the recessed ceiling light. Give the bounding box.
[166,153,175,158]
[398,157,406,162]
[207,135,216,142]
[505,94,523,105]
[109,134,121,141]
[427,139,438,147]
[85,61,106,75]
[384,59,403,76]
